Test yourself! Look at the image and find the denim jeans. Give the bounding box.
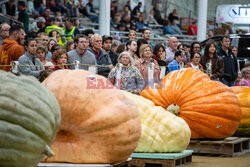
[221,78,235,87]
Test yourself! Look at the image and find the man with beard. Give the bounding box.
[102,35,118,66]
[0,24,25,71]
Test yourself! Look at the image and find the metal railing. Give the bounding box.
[0,13,22,25]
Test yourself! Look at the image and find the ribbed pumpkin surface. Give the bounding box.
[123,91,191,152]
[42,70,141,164]
[232,86,250,136]
[0,71,61,167]
[141,68,242,139]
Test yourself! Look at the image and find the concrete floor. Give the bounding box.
[186,152,250,167]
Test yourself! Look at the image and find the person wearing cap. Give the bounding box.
[37,17,46,33]
[87,34,113,77]
[45,17,65,46]
[64,18,80,41]
[102,35,118,66]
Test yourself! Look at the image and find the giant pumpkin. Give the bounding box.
[0,71,61,167]
[141,68,242,139]
[232,86,250,136]
[123,91,191,152]
[42,70,141,164]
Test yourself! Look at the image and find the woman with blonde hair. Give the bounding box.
[108,51,145,94]
[134,44,160,85]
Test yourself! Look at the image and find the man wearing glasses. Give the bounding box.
[0,23,10,46]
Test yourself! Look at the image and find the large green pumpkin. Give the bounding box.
[0,71,61,167]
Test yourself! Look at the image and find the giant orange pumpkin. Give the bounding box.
[42,70,141,163]
[140,68,242,139]
[232,86,250,136]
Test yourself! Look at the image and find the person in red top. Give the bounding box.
[0,24,25,71]
[52,49,69,71]
[187,20,197,36]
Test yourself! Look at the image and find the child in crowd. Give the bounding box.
[52,49,70,71]
[36,45,54,69]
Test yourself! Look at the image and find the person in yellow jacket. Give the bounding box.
[45,18,65,46]
[64,18,80,41]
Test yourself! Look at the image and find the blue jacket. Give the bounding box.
[168,59,180,72]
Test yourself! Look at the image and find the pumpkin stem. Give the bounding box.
[166,104,180,116]
[43,145,54,157]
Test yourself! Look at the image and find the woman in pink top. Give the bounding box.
[239,67,250,87]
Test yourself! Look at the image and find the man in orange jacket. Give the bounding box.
[0,24,25,71]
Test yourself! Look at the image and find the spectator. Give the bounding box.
[168,9,179,24]
[111,40,121,54]
[0,24,25,71]
[224,29,230,35]
[170,19,182,35]
[47,37,57,60]
[142,29,155,49]
[135,13,148,32]
[135,44,160,85]
[168,50,184,72]
[190,41,201,56]
[136,38,148,57]
[147,9,158,24]
[36,1,46,14]
[36,32,51,59]
[49,30,60,44]
[87,34,113,77]
[127,30,137,41]
[154,43,168,74]
[74,19,81,29]
[68,34,96,70]
[67,0,75,17]
[116,43,126,55]
[126,40,138,61]
[36,45,54,68]
[108,51,145,94]
[64,18,80,41]
[75,0,87,17]
[18,1,29,34]
[111,0,118,20]
[0,23,11,45]
[231,46,238,57]
[85,0,99,23]
[41,8,51,26]
[45,17,64,46]
[187,20,197,36]
[121,5,130,17]
[163,20,176,35]
[121,13,135,31]
[184,52,204,72]
[18,38,44,78]
[82,29,94,38]
[217,36,238,86]
[102,35,118,66]
[37,17,46,33]
[165,37,178,64]
[238,67,250,86]
[200,42,224,81]
[1,0,16,17]
[52,49,70,71]
[27,0,36,15]
[183,44,191,64]
[208,29,214,38]
[66,40,75,52]
[153,2,167,25]
[132,2,142,16]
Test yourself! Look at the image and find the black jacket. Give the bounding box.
[217,47,238,81]
[109,50,118,66]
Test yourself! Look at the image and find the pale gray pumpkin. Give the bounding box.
[0,71,61,167]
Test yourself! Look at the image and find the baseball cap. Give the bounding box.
[37,17,46,23]
[102,35,113,42]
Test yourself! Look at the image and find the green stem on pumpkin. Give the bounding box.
[166,104,180,116]
[43,145,54,157]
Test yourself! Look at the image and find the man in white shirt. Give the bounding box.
[165,37,178,64]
